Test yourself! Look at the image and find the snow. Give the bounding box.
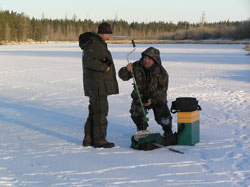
[0,43,250,186]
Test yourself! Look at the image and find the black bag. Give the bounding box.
[131,133,163,151]
[130,129,185,151]
[171,97,201,114]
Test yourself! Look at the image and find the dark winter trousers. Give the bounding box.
[84,95,108,141]
[130,101,172,133]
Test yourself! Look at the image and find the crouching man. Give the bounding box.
[118,47,173,136]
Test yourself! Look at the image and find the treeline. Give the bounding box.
[0,10,249,43]
[161,21,250,40]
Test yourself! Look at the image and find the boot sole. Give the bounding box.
[82,141,93,147]
[83,143,92,147]
[93,144,115,148]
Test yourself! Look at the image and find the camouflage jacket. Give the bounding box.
[79,32,119,96]
[118,59,169,105]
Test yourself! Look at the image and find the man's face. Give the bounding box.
[99,34,111,41]
[143,56,154,69]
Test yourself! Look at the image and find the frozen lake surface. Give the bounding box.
[0,43,250,186]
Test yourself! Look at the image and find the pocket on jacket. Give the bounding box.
[103,71,113,80]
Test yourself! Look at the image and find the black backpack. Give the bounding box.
[171,97,201,114]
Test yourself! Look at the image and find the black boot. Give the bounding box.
[136,122,148,131]
[163,126,173,137]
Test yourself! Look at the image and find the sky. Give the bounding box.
[0,0,249,23]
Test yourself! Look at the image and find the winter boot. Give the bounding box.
[93,139,115,148]
[82,135,93,146]
[162,126,173,137]
[136,122,149,131]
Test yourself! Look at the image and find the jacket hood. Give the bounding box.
[141,47,162,65]
[79,32,103,50]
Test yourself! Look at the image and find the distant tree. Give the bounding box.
[233,20,250,39]
[200,11,206,26]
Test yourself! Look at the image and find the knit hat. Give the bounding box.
[97,22,113,34]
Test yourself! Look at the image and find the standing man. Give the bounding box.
[79,22,119,148]
[118,47,173,136]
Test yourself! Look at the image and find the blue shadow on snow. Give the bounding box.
[0,100,82,145]
[220,70,250,83]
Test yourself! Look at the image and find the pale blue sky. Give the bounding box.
[0,0,249,23]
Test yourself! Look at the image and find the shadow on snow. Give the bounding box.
[0,99,82,145]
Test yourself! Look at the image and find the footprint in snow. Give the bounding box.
[225,151,234,159]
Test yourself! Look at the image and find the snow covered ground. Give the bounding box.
[0,43,249,186]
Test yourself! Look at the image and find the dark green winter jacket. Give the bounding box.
[118,47,169,105]
[79,32,119,96]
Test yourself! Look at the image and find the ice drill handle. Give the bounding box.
[132,40,136,48]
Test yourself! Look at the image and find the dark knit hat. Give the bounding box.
[97,22,113,34]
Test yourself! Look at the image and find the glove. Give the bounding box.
[103,57,113,67]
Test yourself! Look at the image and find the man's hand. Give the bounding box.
[106,66,110,72]
[144,99,152,107]
[126,63,133,71]
[103,58,112,66]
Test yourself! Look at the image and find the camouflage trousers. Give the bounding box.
[130,100,172,132]
[84,95,108,141]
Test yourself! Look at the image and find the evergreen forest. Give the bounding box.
[0,10,249,44]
